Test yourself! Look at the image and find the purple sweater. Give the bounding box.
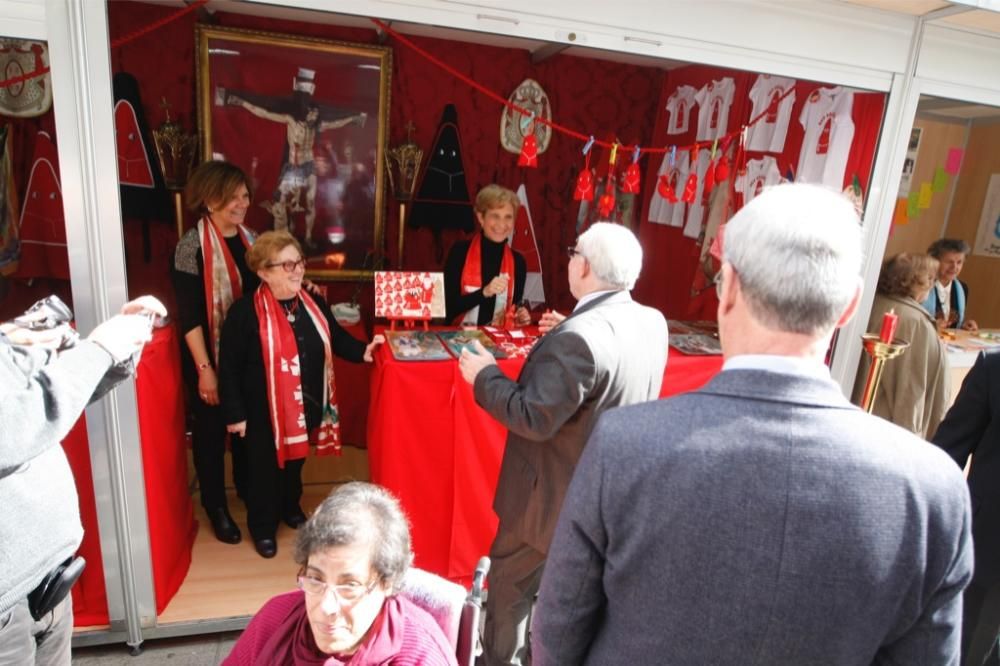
[224,590,458,666]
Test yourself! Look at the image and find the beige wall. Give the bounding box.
[883,116,966,258]
[943,121,1000,329]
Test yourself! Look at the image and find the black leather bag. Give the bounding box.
[27,556,85,621]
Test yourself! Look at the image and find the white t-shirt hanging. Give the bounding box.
[683,149,713,239]
[694,78,735,142]
[735,156,782,207]
[796,87,855,189]
[665,85,697,135]
[746,75,796,153]
[648,150,690,228]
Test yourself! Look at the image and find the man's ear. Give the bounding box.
[717,262,738,316]
[834,279,863,329]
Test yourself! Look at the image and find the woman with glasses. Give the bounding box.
[219,231,383,558]
[171,160,257,546]
[224,482,457,664]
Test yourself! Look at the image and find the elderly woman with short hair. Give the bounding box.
[921,237,978,331]
[853,253,950,439]
[224,483,457,665]
[219,231,383,559]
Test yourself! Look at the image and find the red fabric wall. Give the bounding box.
[103,3,663,315]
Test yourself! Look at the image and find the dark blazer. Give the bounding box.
[933,349,1000,587]
[533,368,973,665]
[472,290,668,554]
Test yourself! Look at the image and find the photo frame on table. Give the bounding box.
[196,25,391,280]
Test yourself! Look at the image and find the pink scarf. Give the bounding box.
[254,286,341,468]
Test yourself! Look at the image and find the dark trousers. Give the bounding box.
[480,523,546,666]
[244,428,305,541]
[963,579,1000,666]
[190,395,246,511]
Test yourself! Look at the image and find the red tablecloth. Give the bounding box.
[65,324,196,626]
[367,337,723,585]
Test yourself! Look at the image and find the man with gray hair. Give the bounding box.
[531,184,973,665]
[459,222,668,665]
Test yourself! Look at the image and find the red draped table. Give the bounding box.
[367,334,723,585]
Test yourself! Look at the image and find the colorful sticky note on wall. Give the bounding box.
[945,148,964,175]
[907,192,920,218]
[932,167,948,192]
[918,183,932,209]
[893,198,909,226]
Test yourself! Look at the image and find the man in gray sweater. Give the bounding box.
[532,184,973,665]
[0,296,164,665]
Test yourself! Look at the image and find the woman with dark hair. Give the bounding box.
[219,231,383,559]
[223,482,457,665]
[171,160,256,545]
[853,253,950,439]
[921,237,978,331]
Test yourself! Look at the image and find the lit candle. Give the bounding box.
[879,308,898,343]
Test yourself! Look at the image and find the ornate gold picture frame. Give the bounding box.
[196,25,391,280]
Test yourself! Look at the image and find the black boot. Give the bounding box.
[207,507,241,544]
[283,507,307,529]
[254,538,277,558]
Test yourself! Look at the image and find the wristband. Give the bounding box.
[197,362,211,373]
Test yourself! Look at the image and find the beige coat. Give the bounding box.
[853,293,950,439]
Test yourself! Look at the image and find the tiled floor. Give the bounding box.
[72,631,241,664]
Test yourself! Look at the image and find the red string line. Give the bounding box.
[370,17,792,158]
[0,0,209,90]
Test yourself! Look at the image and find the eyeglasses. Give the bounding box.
[297,575,379,605]
[566,246,584,260]
[713,271,724,297]
[266,258,306,273]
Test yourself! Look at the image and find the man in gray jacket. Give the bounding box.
[532,184,973,665]
[0,296,164,665]
[459,222,668,666]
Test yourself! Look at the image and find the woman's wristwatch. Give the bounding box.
[197,361,212,373]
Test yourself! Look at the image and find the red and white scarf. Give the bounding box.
[255,286,341,468]
[198,216,254,361]
[456,232,515,325]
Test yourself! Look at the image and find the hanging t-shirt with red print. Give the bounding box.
[648,150,690,227]
[694,78,735,142]
[746,75,796,153]
[735,156,782,208]
[796,87,855,189]
[682,149,713,239]
[665,85,697,135]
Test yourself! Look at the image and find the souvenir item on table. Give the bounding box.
[374,271,445,323]
[385,330,452,361]
[409,104,475,259]
[694,77,735,142]
[437,329,508,360]
[665,85,697,135]
[15,131,67,280]
[500,78,552,156]
[512,184,545,306]
[0,125,19,275]
[735,156,782,208]
[649,148,688,227]
[746,75,796,153]
[0,40,52,118]
[669,333,723,356]
[484,326,538,359]
[796,87,855,189]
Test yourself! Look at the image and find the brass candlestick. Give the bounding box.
[384,122,423,268]
[858,333,909,413]
[152,98,198,238]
